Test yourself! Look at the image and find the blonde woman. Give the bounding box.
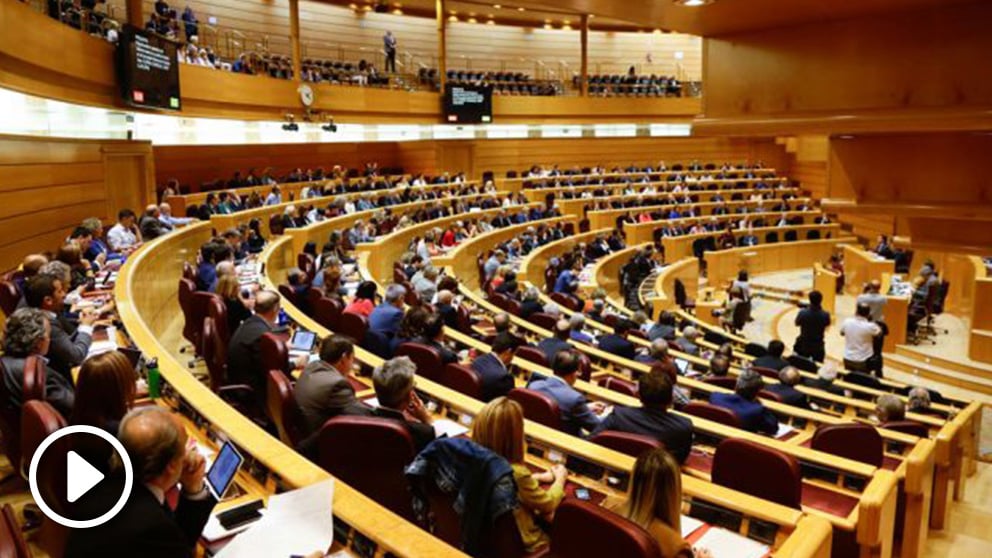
[215,274,253,334]
[474,397,566,552]
[619,448,711,558]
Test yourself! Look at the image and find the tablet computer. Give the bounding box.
[289,330,317,353]
[675,358,690,376]
[206,442,244,500]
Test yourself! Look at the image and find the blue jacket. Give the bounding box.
[709,392,778,435]
[553,270,577,294]
[368,303,403,336]
[470,353,514,402]
[527,375,601,436]
[597,334,636,360]
[196,261,216,292]
[405,437,517,556]
[536,337,572,364]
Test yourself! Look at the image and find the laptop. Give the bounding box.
[288,330,317,360]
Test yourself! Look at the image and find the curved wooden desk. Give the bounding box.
[115,223,464,557]
[563,194,808,225]
[504,168,782,193]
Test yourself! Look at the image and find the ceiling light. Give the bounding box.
[492,3,501,8]
[391,8,402,14]
[543,23,552,29]
[674,0,714,6]
[448,14,458,21]
[468,17,477,23]
[486,19,495,24]
[517,6,525,11]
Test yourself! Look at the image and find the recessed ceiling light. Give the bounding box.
[391,8,402,14]
[486,19,495,24]
[517,6,525,11]
[675,0,714,6]
[468,17,477,23]
[543,23,552,29]
[492,3,501,8]
[448,14,458,21]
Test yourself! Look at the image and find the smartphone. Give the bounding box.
[574,488,591,501]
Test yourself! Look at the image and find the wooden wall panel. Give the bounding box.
[111,0,701,79]
[0,135,155,273]
[790,161,826,199]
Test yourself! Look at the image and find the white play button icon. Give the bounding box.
[66,451,105,503]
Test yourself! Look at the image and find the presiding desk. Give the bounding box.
[842,245,910,353]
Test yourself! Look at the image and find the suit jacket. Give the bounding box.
[65,482,215,558]
[294,360,372,438]
[470,353,514,402]
[536,337,573,364]
[673,338,699,357]
[368,303,403,336]
[648,323,676,341]
[709,392,778,435]
[752,355,790,372]
[765,384,810,409]
[527,375,601,436]
[592,406,693,463]
[226,315,274,393]
[0,355,74,419]
[139,215,169,241]
[372,406,435,453]
[437,303,459,329]
[519,300,543,319]
[597,334,636,361]
[46,313,91,380]
[802,377,845,396]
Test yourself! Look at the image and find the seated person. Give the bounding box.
[764,366,810,409]
[802,361,847,397]
[371,356,436,452]
[701,355,731,381]
[907,387,946,417]
[470,333,517,402]
[435,289,460,329]
[390,306,431,355]
[294,336,372,446]
[597,319,637,361]
[752,339,789,371]
[875,393,912,428]
[615,448,711,558]
[473,397,566,552]
[568,313,594,344]
[592,371,693,463]
[227,290,298,395]
[673,326,701,356]
[70,350,136,470]
[491,312,527,347]
[648,311,677,342]
[0,308,75,419]
[636,338,670,366]
[65,407,216,557]
[106,208,142,254]
[536,319,574,363]
[24,273,96,381]
[344,281,378,317]
[415,314,459,365]
[709,369,778,435]
[519,286,544,319]
[369,283,407,338]
[527,351,604,436]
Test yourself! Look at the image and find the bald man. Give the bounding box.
[66,407,216,557]
[227,289,290,395]
[15,254,48,293]
[764,366,810,409]
[159,202,196,229]
[139,204,169,241]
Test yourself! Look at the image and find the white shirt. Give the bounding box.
[841,316,881,362]
[856,293,887,322]
[107,223,137,251]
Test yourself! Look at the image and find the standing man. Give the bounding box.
[383,30,397,73]
[857,280,888,376]
[840,303,882,375]
[794,290,831,363]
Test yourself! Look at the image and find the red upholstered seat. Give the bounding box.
[505,298,522,316]
[751,366,780,380]
[305,287,323,309]
[515,345,549,368]
[488,292,510,310]
[189,291,219,356]
[259,332,290,375]
[547,499,662,558]
[550,293,581,312]
[297,253,315,280]
[598,376,638,397]
[811,423,883,468]
[266,370,304,447]
[0,281,20,317]
[588,431,662,458]
[205,295,230,348]
[178,278,199,350]
[711,438,802,509]
[269,214,284,235]
[758,389,784,403]
[682,401,742,429]
[318,416,416,521]
[528,312,558,331]
[22,401,67,497]
[702,376,738,390]
[882,420,930,439]
[277,284,297,306]
[395,342,444,383]
[20,356,47,403]
[507,388,561,430]
[1,503,32,558]
[202,317,227,391]
[0,360,23,477]
[441,363,483,400]
[338,311,368,344]
[312,296,343,331]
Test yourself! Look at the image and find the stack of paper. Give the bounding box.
[693,527,769,558]
[215,479,335,558]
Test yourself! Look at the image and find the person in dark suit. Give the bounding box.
[647,311,677,342]
[793,290,831,362]
[597,319,637,361]
[802,361,847,397]
[0,307,75,419]
[591,369,693,463]
[673,326,700,357]
[415,314,459,365]
[701,355,731,382]
[635,338,670,366]
[226,290,286,394]
[764,366,809,409]
[138,204,169,241]
[470,333,516,402]
[527,350,604,436]
[752,339,790,372]
[709,369,778,435]
[435,290,460,329]
[65,407,216,558]
[24,273,95,381]
[519,287,544,320]
[371,356,436,452]
[368,283,407,338]
[294,336,372,445]
[537,319,573,364]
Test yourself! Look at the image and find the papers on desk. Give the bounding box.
[694,526,769,558]
[86,327,118,358]
[432,418,470,439]
[680,515,704,539]
[774,423,795,439]
[215,479,335,558]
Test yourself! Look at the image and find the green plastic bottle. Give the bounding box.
[147,357,161,399]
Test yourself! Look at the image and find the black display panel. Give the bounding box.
[443,83,493,124]
[116,26,181,111]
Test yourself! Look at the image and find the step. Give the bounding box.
[895,345,992,383]
[884,352,992,397]
[750,283,807,298]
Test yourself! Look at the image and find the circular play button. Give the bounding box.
[28,425,134,529]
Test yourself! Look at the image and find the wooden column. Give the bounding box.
[289,0,302,82]
[579,14,589,96]
[126,0,143,28]
[436,0,446,91]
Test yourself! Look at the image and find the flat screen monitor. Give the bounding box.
[116,25,181,111]
[206,442,243,499]
[443,83,493,124]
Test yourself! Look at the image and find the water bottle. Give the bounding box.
[147,357,161,399]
